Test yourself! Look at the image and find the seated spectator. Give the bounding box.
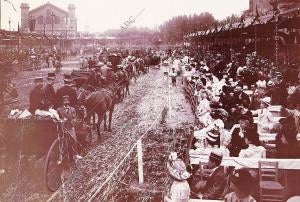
[276,116,300,158]
[239,127,266,158]
[251,97,273,134]
[219,85,235,112]
[192,150,227,199]
[237,104,254,124]
[284,101,300,135]
[256,71,267,89]
[287,82,300,109]
[194,84,204,102]
[196,91,212,127]
[227,126,247,157]
[224,168,256,202]
[165,152,191,202]
[191,120,229,157]
[265,79,288,107]
[234,86,250,108]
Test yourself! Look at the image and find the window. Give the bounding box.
[55,16,60,24]
[46,16,51,24]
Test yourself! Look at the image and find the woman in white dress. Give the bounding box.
[196,91,212,127]
[165,153,191,202]
[251,97,273,134]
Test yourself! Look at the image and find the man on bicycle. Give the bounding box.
[56,95,82,161]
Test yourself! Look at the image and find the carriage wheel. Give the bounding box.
[44,138,63,192]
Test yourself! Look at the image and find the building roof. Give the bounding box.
[29,2,69,16]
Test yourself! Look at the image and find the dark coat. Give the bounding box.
[228,127,247,157]
[202,166,227,199]
[29,86,46,113]
[56,106,76,129]
[265,83,288,107]
[43,84,56,108]
[234,91,251,107]
[55,85,77,108]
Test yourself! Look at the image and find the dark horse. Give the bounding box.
[77,86,117,142]
[114,69,130,99]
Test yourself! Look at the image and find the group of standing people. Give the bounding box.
[29,73,77,114]
[29,73,82,162]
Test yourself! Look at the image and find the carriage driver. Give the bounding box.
[29,77,46,114]
[57,95,83,161]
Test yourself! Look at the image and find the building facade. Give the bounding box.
[249,0,300,16]
[20,2,77,36]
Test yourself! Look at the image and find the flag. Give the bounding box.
[3,0,16,12]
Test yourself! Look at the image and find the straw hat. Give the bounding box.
[34,77,43,83]
[260,97,271,106]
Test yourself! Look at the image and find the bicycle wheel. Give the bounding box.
[44,138,63,192]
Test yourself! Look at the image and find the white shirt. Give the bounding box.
[239,144,266,158]
[256,80,267,89]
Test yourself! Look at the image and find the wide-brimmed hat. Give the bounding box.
[260,97,271,106]
[34,77,43,83]
[206,129,220,145]
[267,80,275,87]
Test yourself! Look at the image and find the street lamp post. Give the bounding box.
[51,12,54,35]
[51,12,55,48]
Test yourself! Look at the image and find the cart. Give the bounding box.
[71,69,92,88]
[2,118,89,192]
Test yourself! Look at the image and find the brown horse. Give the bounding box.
[77,87,117,141]
[114,70,130,98]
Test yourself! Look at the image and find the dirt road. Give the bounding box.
[0,63,194,201]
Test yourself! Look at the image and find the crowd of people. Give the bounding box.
[0,47,73,71]
[164,47,300,201]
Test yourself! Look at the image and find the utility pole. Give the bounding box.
[8,17,11,31]
[51,12,55,48]
[51,12,54,35]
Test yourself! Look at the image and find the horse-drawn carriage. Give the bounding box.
[2,116,91,192]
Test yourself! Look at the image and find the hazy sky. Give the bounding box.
[1,0,249,32]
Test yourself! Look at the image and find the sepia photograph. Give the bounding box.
[0,0,300,201]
